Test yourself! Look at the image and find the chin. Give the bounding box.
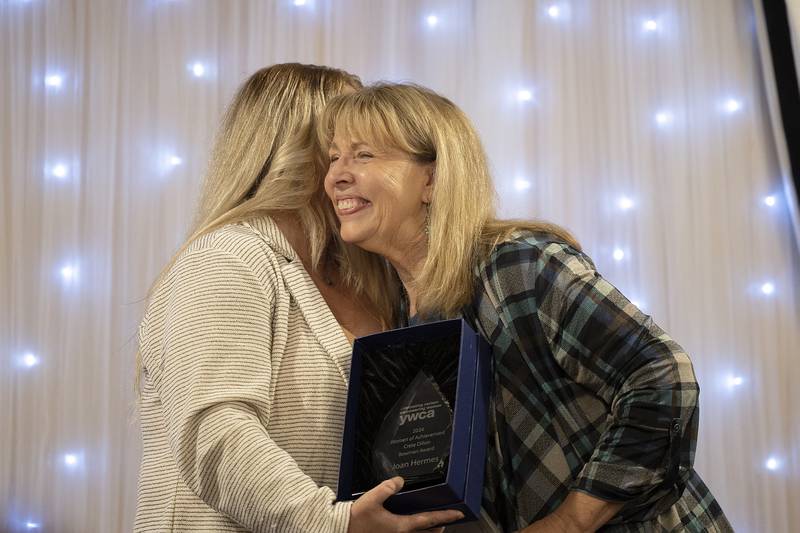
[339,227,379,253]
[339,234,358,245]
[339,227,363,245]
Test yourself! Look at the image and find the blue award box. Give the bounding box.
[337,318,491,522]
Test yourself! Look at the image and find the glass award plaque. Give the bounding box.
[350,332,459,494]
[371,370,453,486]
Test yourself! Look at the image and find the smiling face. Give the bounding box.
[324,132,433,262]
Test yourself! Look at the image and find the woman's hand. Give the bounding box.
[348,477,464,533]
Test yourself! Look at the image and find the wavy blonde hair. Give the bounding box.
[194,63,358,259]
[137,64,397,389]
[318,83,580,319]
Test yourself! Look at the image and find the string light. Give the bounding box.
[760,282,775,295]
[62,451,84,470]
[517,89,533,102]
[48,163,69,180]
[44,74,64,88]
[293,0,306,5]
[60,265,76,281]
[763,195,776,207]
[25,522,40,530]
[189,62,206,78]
[52,164,67,178]
[613,248,625,261]
[765,457,780,471]
[655,110,673,126]
[725,374,744,388]
[722,98,742,113]
[425,14,438,28]
[643,19,659,32]
[514,177,532,191]
[617,196,634,210]
[19,352,40,368]
[547,5,561,19]
[59,263,79,285]
[158,151,184,175]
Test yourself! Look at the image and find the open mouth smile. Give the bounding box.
[336,197,372,215]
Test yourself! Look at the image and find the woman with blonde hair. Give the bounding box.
[135,65,464,532]
[320,83,733,532]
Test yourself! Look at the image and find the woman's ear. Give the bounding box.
[422,164,435,203]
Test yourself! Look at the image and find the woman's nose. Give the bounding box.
[328,158,354,184]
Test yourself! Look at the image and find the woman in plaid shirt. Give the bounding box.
[320,83,733,532]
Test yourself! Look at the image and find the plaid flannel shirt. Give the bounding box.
[461,232,732,532]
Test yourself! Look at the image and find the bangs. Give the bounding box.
[318,88,423,157]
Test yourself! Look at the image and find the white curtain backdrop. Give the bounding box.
[2,1,798,531]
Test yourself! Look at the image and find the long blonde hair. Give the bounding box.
[318,83,580,319]
[194,63,357,260]
[137,64,397,389]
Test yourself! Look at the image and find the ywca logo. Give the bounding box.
[399,409,436,426]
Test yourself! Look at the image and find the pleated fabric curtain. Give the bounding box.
[1,1,799,531]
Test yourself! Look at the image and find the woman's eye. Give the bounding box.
[329,155,340,164]
[356,152,373,160]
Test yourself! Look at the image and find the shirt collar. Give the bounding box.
[242,216,298,262]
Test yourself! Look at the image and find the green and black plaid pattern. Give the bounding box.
[464,233,732,532]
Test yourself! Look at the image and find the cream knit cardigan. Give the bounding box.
[135,217,353,532]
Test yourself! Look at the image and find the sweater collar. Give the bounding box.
[242,216,298,262]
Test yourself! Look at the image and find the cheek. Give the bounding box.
[392,185,424,213]
[323,174,335,199]
[373,202,392,226]
[378,190,417,226]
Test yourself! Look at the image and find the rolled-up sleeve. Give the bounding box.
[486,239,698,514]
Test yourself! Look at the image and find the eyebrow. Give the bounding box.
[328,141,371,151]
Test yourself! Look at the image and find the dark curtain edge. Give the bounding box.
[761,0,800,217]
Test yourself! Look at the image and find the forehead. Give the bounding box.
[329,129,390,153]
[329,134,367,147]
[328,111,394,146]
